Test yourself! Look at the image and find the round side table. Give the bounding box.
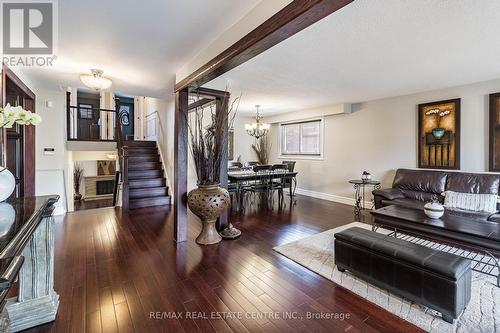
[348,179,381,215]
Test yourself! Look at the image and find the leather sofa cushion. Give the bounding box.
[335,227,471,279]
[372,188,404,200]
[393,169,447,194]
[381,198,426,210]
[446,172,500,194]
[487,213,500,223]
[399,190,437,202]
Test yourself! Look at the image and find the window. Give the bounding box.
[280,119,322,156]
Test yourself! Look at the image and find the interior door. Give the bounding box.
[77,93,100,140]
[1,64,36,198]
[145,111,158,141]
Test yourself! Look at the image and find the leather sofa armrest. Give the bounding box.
[372,188,405,200]
[487,213,500,223]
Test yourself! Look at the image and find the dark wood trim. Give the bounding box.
[174,0,353,91]
[191,87,229,99]
[216,96,229,230]
[489,93,500,172]
[417,98,461,170]
[1,63,36,196]
[188,98,214,111]
[174,88,189,243]
[1,64,35,100]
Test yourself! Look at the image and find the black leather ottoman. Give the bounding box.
[334,227,472,323]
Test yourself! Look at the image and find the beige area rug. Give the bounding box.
[273,222,499,333]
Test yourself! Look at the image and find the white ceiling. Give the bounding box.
[205,0,500,115]
[20,0,260,98]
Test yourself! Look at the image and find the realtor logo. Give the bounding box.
[1,1,55,55]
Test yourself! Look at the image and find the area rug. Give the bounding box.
[273,222,499,333]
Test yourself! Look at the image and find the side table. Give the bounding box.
[348,179,381,215]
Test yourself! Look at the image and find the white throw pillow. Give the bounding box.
[443,191,498,213]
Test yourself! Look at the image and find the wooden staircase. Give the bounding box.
[121,140,170,209]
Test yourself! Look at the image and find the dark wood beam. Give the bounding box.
[174,88,189,243]
[175,0,353,91]
[188,98,214,111]
[216,95,229,231]
[191,87,230,99]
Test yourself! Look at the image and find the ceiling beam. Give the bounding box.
[174,0,353,92]
[188,98,214,111]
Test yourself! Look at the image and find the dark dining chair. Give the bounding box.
[281,160,297,201]
[269,164,288,207]
[229,161,243,168]
[240,165,271,210]
[244,161,260,168]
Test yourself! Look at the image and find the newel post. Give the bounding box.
[121,145,129,211]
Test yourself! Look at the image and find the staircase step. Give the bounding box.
[130,186,168,199]
[124,140,156,147]
[128,155,160,163]
[130,196,170,209]
[129,178,165,188]
[126,147,158,155]
[128,161,162,171]
[129,169,163,179]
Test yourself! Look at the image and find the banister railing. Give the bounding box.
[66,92,119,142]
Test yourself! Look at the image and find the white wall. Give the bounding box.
[35,89,68,214]
[231,115,256,163]
[147,97,174,198]
[268,78,500,205]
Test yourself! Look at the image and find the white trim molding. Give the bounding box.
[290,187,373,209]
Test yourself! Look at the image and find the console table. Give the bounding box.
[0,195,59,332]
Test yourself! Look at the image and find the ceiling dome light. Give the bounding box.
[80,69,112,91]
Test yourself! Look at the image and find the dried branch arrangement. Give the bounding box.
[189,94,240,185]
[252,136,271,165]
[73,163,84,193]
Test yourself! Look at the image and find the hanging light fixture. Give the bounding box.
[80,69,112,91]
[245,105,270,139]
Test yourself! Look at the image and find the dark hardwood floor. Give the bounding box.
[74,199,114,211]
[26,195,423,333]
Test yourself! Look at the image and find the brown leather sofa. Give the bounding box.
[373,168,500,223]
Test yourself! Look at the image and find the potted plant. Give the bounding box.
[0,104,42,202]
[73,164,84,201]
[187,96,239,245]
[251,136,270,165]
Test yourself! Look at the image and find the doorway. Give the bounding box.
[2,64,36,198]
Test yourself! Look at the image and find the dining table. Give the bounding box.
[228,169,298,211]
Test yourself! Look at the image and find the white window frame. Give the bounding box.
[278,117,324,160]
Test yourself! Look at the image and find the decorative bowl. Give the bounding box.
[424,201,444,219]
[0,167,15,202]
[432,128,446,139]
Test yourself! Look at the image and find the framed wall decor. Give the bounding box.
[489,93,500,171]
[418,98,460,169]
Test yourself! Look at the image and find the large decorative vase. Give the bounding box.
[0,167,15,202]
[187,184,230,245]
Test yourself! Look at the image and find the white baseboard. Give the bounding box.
[289,187,372,208]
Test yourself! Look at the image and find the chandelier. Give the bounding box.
[245,105,270,139]
[80,69,112,91]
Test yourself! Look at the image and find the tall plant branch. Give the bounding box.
[252,136,270,165]
[188,92,240,185]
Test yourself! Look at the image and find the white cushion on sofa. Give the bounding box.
[443,191,498,213]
